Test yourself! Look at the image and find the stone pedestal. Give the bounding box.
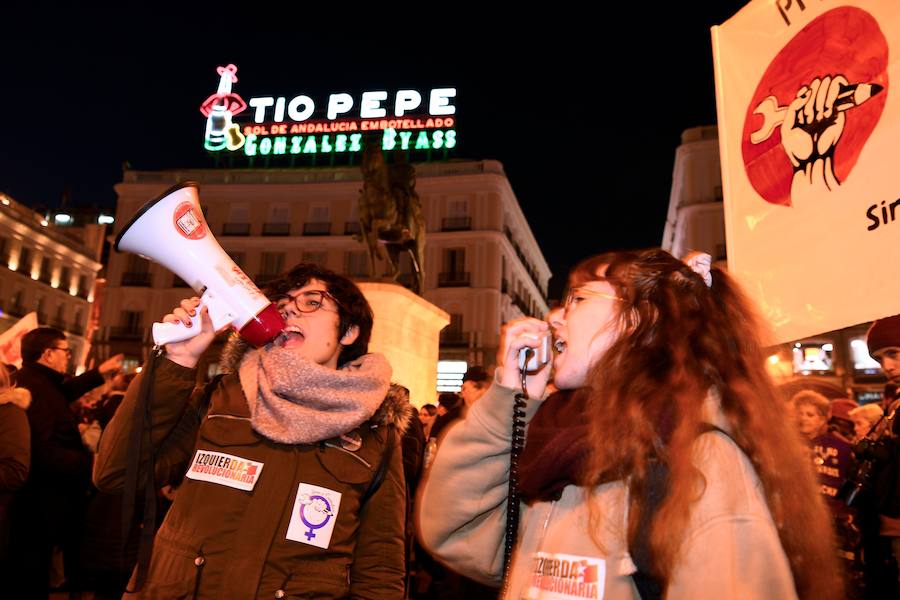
[358,282,449,407]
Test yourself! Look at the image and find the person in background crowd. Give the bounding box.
[850,403,885,443]
[8,327,121,598]
[858,315,900,598]
[418,404,437,439]
[831,398,860,442]
[0,366,30,581]
[429,391,463,441]
[93,264,409,599]
[459,366,490,409]
[420,249,840,599]
[791,391,853,509]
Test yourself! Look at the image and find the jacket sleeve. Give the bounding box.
[62,368,105,403]
[0,405,30,492]
[349,428,408,600]
[93,357,201,493]
[417,381,545,586]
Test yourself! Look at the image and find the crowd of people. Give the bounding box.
[0,253,899,598]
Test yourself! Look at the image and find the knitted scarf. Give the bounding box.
[238,346,392,444]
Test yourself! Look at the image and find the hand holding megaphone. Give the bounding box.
[161,299,222,368]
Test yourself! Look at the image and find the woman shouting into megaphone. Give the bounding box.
[94,263,412,599]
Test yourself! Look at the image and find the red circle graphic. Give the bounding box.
[740,7,888,207]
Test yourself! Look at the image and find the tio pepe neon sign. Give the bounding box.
[199,64,457,156]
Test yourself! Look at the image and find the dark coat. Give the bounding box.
[94,357,412,599]
[0,388,31,560]
[13,362,104,492]
[8,362,104,596]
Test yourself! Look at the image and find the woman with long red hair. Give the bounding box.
[419,249,841,599]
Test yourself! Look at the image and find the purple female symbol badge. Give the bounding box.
[286,484,342,549]
[299,495,334,540]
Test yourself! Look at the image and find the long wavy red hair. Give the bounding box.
[575,249,840,600]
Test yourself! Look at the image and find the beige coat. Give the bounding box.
[418,382,798,600]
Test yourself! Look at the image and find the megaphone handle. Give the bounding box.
[151,290,235,347]
[151,312,204,346]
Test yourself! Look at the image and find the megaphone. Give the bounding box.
[115,182,284,347]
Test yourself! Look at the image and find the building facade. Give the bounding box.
[98,160,551,382]
[0,192,105,370]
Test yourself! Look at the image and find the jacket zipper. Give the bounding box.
[323,442,372,468]
[206,414,252,422]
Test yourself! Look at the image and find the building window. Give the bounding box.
[345,251,369,278]
[59,266,71,289]
[222,204,251,236]
[301,251,327,267]
[39,257,52,283]
[228,251,246,270]
[8,290,25,317]
[443,198,471,231]
[17,247,32,275]
[304,205,331,236]
[53,304,67,330]
[35,297,46,324]
[111,310,143,340]
[439,248,469,287]
[122,254,152,286]
[263,204,291,236]
[257,252,285,286]
[440,313,467,346]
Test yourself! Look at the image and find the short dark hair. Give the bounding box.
[438,392,460,410]
[263,263,373,365]
[463,366,490,389]
[420,404,438,416]
[21,327,66,363]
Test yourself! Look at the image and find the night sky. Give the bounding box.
[0,3,750,298]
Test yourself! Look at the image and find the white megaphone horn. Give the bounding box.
[115,182,284,347]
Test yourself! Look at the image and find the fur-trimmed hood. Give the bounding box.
[0,387,31,409]
[217,333,414,434]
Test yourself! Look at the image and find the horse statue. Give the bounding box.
[357,143,426,295]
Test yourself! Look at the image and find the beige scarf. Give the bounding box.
[238,346,392,444]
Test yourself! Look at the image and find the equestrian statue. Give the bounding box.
[357,143,426,295]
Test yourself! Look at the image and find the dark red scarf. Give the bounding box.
[518,389,593,503]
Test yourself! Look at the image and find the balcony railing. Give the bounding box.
[51,318,67,330]
[255,273,281,287]
[440,330,469,347]
[344,221,361,235]
[221,222,251,236]
[36,312,47,325]
[303,222,331,236]
[121,272,152,286]
[6,304,26,318]
[109,326,143,340]
[67,321,86,336]
[262,222,290,236]
[438,271,471,287]
[441,216,471,231]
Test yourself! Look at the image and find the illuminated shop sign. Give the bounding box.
[199,64,457,157]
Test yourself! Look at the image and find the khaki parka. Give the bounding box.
[94,357,409,600]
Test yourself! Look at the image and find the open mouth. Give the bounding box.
[278,325,305,348]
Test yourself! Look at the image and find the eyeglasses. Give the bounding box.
[276,290,345,317]
[564,286,622,312]
[50,346,72,356]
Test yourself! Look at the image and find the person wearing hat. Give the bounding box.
[459,365,490,409]
[863,314,900,597]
